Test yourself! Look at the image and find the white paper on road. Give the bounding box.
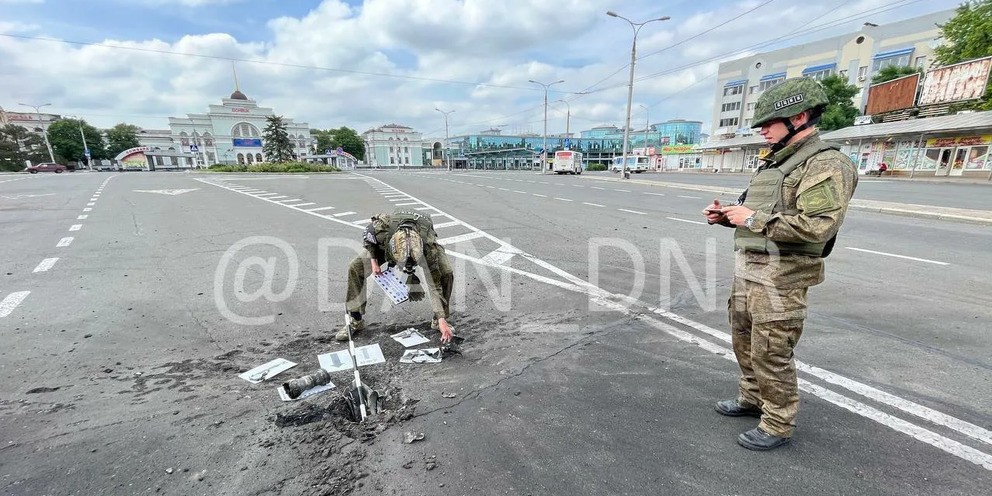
[400,348,443,364]
[239,358,297,384]
[318,344,386,372]
[277,383,335,402]
[391,328,430,348]
[374,267,409,305]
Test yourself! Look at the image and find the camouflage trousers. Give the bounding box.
[345,249,454,319]
[729,277,808,438]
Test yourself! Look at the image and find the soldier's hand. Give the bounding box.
[721,205,755,226]
[437,318,454,344]
[703,198,726,224]
[371,259,384,276]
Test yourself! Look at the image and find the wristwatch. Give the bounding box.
[743,212,756,229]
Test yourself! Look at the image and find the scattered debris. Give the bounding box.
[400,348,442,364]
[278,369,335,401]
[239,358,297,384]
[403,432,425,444]
[441,392,457,399]
[318,344,386,372]
[165,467,174,475]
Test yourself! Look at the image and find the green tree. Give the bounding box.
[47,119,107,164]
[309,129,335,155]
[262,115,295,163]
[328,126,364,161]
[933,0,992,110]
[0,125,49,168]
[818,75,860,131]
[105,123,141,157]
[871,65,922,84]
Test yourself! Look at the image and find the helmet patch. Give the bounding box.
[774,93,805,111]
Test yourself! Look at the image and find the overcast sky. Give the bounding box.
[0,0,963,138]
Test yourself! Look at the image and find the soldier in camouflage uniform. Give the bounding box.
[336,209,456,343]
[703,78,858,450]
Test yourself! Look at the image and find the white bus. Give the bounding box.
[611,155,650,173]
[552,150,583,175]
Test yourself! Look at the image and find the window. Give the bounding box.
[839,69,848,78]
[719,118,739,128]
[256,153,263,163]
[390,157,395,164]
[721,102,741,112]
[746,102,756,111]
[758,78,783,92]
[404,147,409,153]
[232,123,260,137]
[749,85,758,94]
[389,146,393,152]
[405,157,409,164]
[745,119,753,127]
[805,69,833,81]
[914,56,927,68]
[872,54,912,72]
[723,85,743,96]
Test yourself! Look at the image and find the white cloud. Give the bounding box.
[0,0,964,138]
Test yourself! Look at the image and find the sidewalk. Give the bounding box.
[584,175,992,226]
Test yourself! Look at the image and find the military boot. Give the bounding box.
[714,399,762,418]
[335,318,365,342]
[737,427,790,451]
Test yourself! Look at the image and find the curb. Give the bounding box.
[581,175,992,226]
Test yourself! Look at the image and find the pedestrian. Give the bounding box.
[337,209,455,343]
[702,78,858,451]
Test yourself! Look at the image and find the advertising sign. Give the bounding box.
[918,56,992,106]
[865,72,920,115]
[660,145,696,155]
[925,135,992,148]
[233,138,263,147]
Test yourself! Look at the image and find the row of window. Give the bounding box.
[721,102,741,112]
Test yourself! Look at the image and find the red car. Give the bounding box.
[25,163,66,174]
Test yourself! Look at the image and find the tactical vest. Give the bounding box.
[734,141,838,257]
[386,210,437,246]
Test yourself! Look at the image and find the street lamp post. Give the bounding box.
[18,102,56,163]
[607,11,670,179]
[557,100,571,140]
[435,108,455,172]
[529,79,564,174]
[639,104,650,154]
[68,116,92,171]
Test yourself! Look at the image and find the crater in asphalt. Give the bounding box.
[26,386,61,394]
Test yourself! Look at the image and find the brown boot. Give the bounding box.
[335,319,365,341]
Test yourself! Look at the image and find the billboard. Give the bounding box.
[865,73,920,115]
[918,56,992,106]
[233,138,262,147]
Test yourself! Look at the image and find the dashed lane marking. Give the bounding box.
[666,217,707,225]
[69,224,82,231]
[0,291,30,318]
[618,208,646,215]
[33,258,59,273]
[846,247,949,266]
[56,237,73,247]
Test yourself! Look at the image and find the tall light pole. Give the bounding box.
[557,100,571,141]
[529,79,564,174]
[435,107,455,171]
[68,116,92,171]
[606,11,670,179]
[639,104,650,153]
[18,102,56,163]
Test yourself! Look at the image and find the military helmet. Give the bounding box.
[752,78,830,128]
[388,228,423,271]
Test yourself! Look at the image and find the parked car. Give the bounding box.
[25,163,67,174]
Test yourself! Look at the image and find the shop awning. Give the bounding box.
[760,72,786,81]
[873,47,914,59]
[820,111,992,142]
[723,79,748,87]
[802,63,836,74]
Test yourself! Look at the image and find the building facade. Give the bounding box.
[711,9,954,137]
[135,88,311,167]
[362,124,427,168]
[0,107,61,133]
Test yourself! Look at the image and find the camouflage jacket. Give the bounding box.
[732,131,859,289]
[363,211,449,316]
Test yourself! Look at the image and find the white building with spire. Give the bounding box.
[137,80,311,167]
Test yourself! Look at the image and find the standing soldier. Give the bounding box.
[703,78,858,450]
[338,209,455,343]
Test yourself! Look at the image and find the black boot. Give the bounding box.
[737,427,790,451]
[714,399,762,418]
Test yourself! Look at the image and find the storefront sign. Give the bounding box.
[660,145,696,154]
[231,108,250,113]
[233,138,262,147]
[925,135,992,148]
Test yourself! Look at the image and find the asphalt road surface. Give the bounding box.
[1,170,990,496]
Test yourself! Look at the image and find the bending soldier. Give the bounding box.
[703,78,858,451]
[338,209,455,343]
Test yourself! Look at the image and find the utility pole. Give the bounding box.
[557,100,571,140]
[529,79,564,174]
[435,108,455,172]
[18,102,56,163]
[639,104,650,154]
[607,11,670,179]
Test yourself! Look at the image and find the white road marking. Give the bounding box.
[396,202,421,206]
[666,217,707,225]
[573,185,585,188]
[434,221,460,229]
[614,189,631,193]
[278,199,304,203]
[255,193,280,197]
[83,208,92,212]
[353,218,372,225]
[532,194,547,198]
[306,206,336,212]
[678,195,702,199]
[332,211,357,217]
[480,247,520,266]
[0,291,30,318]
[591,186,605,190]
[133,189,199,195]
[56,237,73,247]
[513,190,527,194]
[846,247,949,266]
[77,215,88,220]
[90,198,98,202]
[293,202,316,207]
[554,197,573,202]
[69,224,82,231]
[644,192,665,196]
[498,188,510,191]
[33,258,59,273]
[437,231,487,245]
[415,207,434,211]
[268,196,288,200]
[431,213,447,217]
[618,208,646,215]
[582,202,604,207]
[87,202,94,206]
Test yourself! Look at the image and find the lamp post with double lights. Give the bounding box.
[606,11,670,179]
[435,107,455,171]
[18,102,56,163]
[529,79,564,173]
